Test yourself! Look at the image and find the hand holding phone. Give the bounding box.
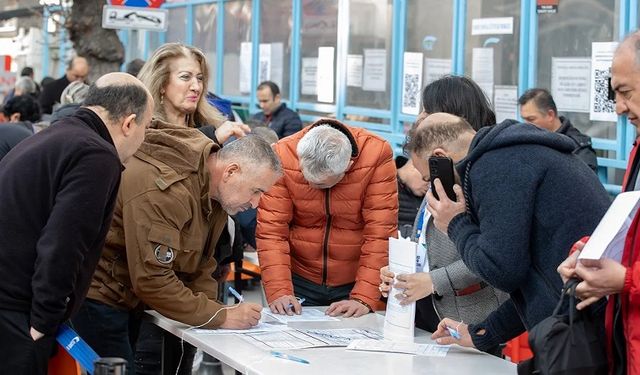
[428,156,457,201]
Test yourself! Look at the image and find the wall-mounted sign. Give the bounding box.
[537,0,559,14]
[471,17,514,36]
[102,5,168,31]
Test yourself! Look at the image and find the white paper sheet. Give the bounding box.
[317,47,335,103]
[402,52,423,115]
[191,322,291,335]
[590,42,618,122]
[242,328,382,350]
[347,339,450,357]
[579,191,640,262]
[471,17,514,35]
[239,42,252,94]
[493,85,518,123]
[551,57,591,113]
[472,48,494,103]
[270,42,284,89]
[262,308,340,323]
[258,43,271,84]
[424,58,452,86]
[346,54,363,87]
[301,57,318,96]
[363,49,387,92]
[384,237,417,343]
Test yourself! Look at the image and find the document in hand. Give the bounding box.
[579,190,640,262]
[383,237,417,343]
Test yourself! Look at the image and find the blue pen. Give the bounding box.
[446,326,461,340]
[228,286,244,302]
[271,351,310,364]
[288,297,306,310]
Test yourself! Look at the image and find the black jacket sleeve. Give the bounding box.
[30,148,121,334]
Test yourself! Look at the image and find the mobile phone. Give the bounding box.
[428,156,457,201]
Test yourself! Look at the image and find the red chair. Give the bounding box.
[503,332,533,363]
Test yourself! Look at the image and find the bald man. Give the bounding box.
[0,72,153,374]
[39,56,90,114]
[558,31,640,374]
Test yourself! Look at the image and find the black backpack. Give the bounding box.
[518,279,608,375]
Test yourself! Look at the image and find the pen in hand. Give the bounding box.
[228,286,244,303]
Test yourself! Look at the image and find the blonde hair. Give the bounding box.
[137,42,224,127]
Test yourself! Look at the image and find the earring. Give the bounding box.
[160,94,164,105]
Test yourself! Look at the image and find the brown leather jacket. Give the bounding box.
[87,119,229,328]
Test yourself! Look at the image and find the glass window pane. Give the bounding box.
[299,0,338,105]
[222,0,253,97]
[166,7,187,43]
[465,1,520,102]
[148,32,162,58]
[259,0,292,100]
[125,30,146,62]
[345,0,392,111]
[193,3,218,93]
[537,0,619,141]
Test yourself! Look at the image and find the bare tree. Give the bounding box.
[66,0,124,83]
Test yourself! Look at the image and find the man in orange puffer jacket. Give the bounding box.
[257,119,398,317]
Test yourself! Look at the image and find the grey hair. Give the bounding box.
[297,125,351,182]
[218,134,282,175]
[14,76,36,95]
[60,80,90,105]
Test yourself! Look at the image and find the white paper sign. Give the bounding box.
[551,57,591,113]
[317,47,335,103]
[471,17,514,35]
[270,42,284,89]
[424,58,452,85]
[239,42,252,94]
[384,237,417,343]
[494,85,518,123]
[301,57,318,96]
[579,191,640,262]
[402,52,424,115]
[590,42,618,122]
[363,49,387,92]
[472,48,494,102]
[258,43,271,83]
[346,54,363,87]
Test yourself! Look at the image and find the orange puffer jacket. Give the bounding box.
[256,119,398,310]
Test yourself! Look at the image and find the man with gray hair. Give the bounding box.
[257,119,398,318]
[74,124,282,372]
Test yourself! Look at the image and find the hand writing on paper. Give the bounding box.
[269,295,301,316]
[431,318,474,348]
[220,302,262,329]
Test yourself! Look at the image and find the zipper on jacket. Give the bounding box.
[322,189,331,285]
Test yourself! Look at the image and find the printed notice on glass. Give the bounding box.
[402,52,423,115]
[239,42,252,94]
[270,42,284,89]
[472,48,494,102]
[363,49,387,92]
[384,237,417,343]
[590,42,618,122]
[551,57,591,113]
[317,47,335,103]
[347,54,363,87]
[471,17,514,35]
[424,58,452,85]
[301,57,318,96]
[258,43,271,83]
[494,85,518,123]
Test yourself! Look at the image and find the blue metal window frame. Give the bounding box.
[85,0,637,192]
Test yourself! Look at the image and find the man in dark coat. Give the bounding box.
[0,72,153,375]
[39,56,89,114]
[251,80,303,139]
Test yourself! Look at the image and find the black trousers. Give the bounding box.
[0,309,57,375]
[291,273,355,306]
[72,299,195,375]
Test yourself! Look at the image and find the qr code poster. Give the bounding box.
[402,52,423,115]
[590,42,618,122]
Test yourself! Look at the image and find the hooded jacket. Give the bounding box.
[557,116,598,173]
[87,119,229,328]
[256,119,398,310]
[448,120,610,351]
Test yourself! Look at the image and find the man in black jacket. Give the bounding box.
[0,72,153,375]
[519,88,598,172]
[251,81,303,139]
[39,56,89,114]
